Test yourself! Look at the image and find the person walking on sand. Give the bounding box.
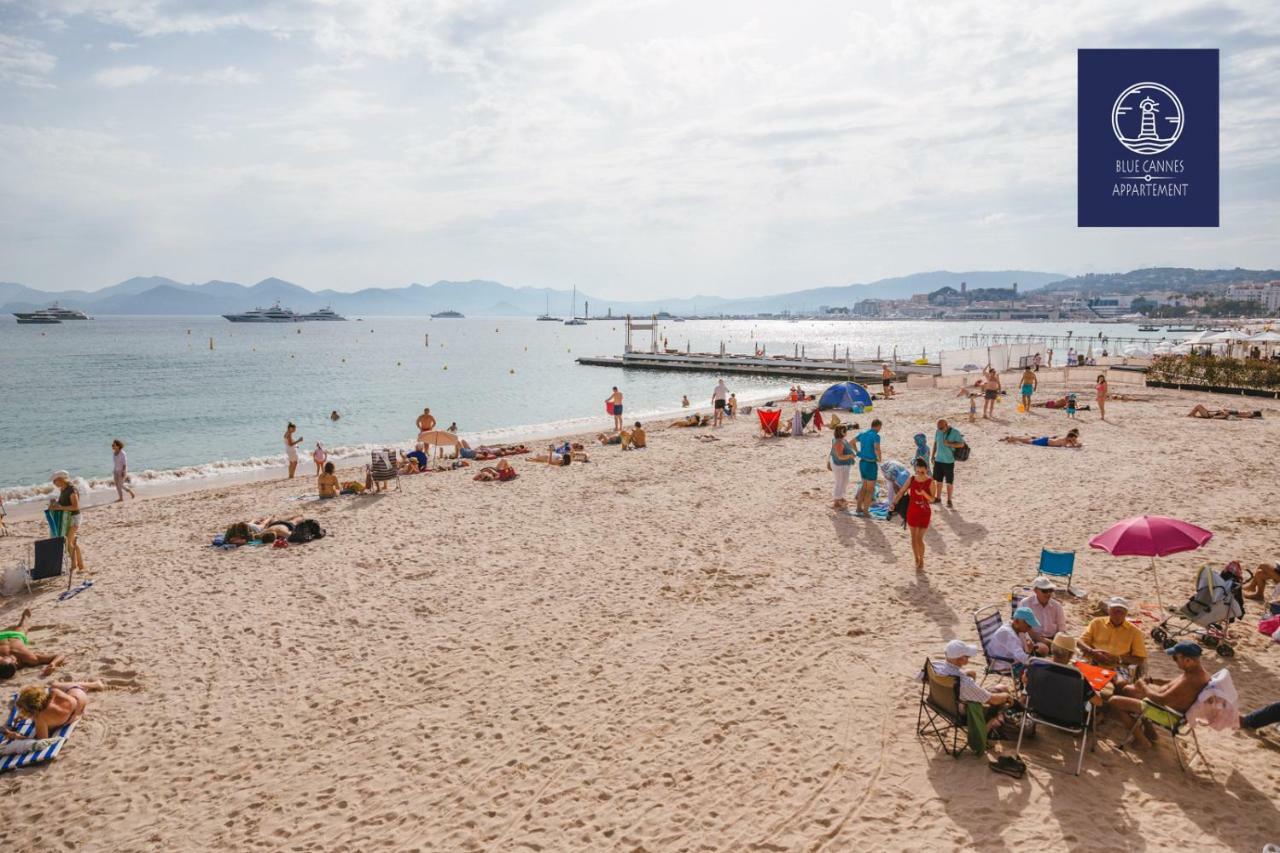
[284,423,303,479]
[905,457,934,570]
[1033,352,1042,372]
[931,418,963,508]
[853,419,882,517]
[981,368,1001,419]
[829,424,856,511]
[711,379,730,427]
[1019,366,1037,412]
[49,471,86,576]
[607,387,624,431]
[1096,374,1109,421]
[111,439,135,501]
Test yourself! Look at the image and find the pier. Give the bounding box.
[957,330,1193,350]
[575,315,940,382]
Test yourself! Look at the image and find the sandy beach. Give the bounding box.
[2,376,1278,852]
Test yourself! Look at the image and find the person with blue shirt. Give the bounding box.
[931,418,964,508]
[828,424,857,511]
[853,419,882,517]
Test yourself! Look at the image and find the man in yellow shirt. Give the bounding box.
[1078,596,1147,680]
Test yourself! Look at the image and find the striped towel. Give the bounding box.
[0,695,76,772]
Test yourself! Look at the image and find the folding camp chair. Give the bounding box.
[369,448,400,491]
[1118,699,1207,772]
[1031,548,1084,597]
[756,408,781,436]
[1015,660,1095,776]
[973,605,1017,683]
[916,659,968,758]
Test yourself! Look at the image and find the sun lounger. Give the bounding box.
[1,695,76,772]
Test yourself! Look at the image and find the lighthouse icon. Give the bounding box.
[1112,82,1184,155]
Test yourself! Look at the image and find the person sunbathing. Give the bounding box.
[1,681,107,741]
[1106,642,1209,748]
[473,459,516,481]
[1243,560,1280,602]
[0,609,67,680]
[1000,429,1081,448]
[625,422,646,449]
[597,432,622,446]
[1188,405,1262,420]
[670,413,706,427]
[1037,396,1091,411]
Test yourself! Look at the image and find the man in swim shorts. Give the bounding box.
[981,368,1001,419]
[606,387,624,432]
[853,419,882,517]
[1019,366,1037,412]
[0,608,67,679]
[931,418,963,508]
[711,379,729,427]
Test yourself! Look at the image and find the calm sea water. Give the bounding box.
[0,315,1162,502]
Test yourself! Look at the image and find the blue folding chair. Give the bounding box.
[1033,548,1084,598]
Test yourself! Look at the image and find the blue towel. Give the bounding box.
[1,694,76,772]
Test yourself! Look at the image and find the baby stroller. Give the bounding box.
[1150,563,1248,658]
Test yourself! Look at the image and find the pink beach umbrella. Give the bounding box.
[1088,515,1213,608]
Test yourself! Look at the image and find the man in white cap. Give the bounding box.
[1017,578,1069,645]
[1078,595,1147,679]
[930,640,1014,710]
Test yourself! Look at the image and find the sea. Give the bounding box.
[0,315,1169,507]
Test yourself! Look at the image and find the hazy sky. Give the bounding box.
[1,1,1277,297]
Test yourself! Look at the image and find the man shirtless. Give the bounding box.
[0,609,67,679]
[981,368,1001,419]
[1107,642,1210,747]
[416,407,437,436]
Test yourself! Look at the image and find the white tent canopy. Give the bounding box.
[1247,330,1280,343]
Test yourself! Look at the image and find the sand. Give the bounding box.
[2,376,1279,852]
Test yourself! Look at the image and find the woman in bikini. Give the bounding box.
[1095,375,1109,421]
[1000,428,1082,448]
[2,681,106,741]
[473,459,516,482]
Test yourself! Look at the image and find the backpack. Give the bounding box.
[949,429,971,462]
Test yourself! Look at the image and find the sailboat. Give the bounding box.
[537,291,561,321]
[563,286,586,325]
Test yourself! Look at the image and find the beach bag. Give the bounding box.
[1259,615,1280,638]
[948,429,971,462]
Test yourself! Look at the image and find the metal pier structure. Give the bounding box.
[957,330,1195,350]
[574,315,941,382]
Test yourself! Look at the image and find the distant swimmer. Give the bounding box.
[447,422,458,433]
[284,422,303,479]
[330,410,340,421]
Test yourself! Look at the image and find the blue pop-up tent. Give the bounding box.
[818,381,873,411]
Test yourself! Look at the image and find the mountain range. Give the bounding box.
[0,270,1065,317]
[1,267,1272,317]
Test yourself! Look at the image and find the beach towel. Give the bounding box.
[1186,669,1239,731]
[1,695,76,772]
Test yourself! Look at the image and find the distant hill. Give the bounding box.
[25,267,1280,318]
[1039,268,1280,295]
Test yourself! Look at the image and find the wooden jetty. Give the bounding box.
[575,315,940,382]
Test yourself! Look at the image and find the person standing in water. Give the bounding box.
[111,439,135,502]
[905,457,935,570]
[607,387,624,432]
[711,379,730,427]
[284,423,303,479]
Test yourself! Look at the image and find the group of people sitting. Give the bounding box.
[929,570,1280,754]
[597,421,647,449]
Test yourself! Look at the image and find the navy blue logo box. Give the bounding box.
[1078,49,1218,227]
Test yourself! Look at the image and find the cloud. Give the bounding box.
[93,64,160,86]
[0,34,57,88]
[106,41,136,51]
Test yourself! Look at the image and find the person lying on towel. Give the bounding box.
[0,608,68,680]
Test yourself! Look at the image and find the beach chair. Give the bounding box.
[1,694,77,772]
[1118,700,1207,772]
[916,659,968,758]
[1031,548,1084,597]
[1015,661,1094,776]
[756,408,781,436]
[973,605,1017,682]
[369,448,400,491]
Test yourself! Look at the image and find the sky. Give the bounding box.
[1,0,1278,299]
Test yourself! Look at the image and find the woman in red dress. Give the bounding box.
[905,456,935,570]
